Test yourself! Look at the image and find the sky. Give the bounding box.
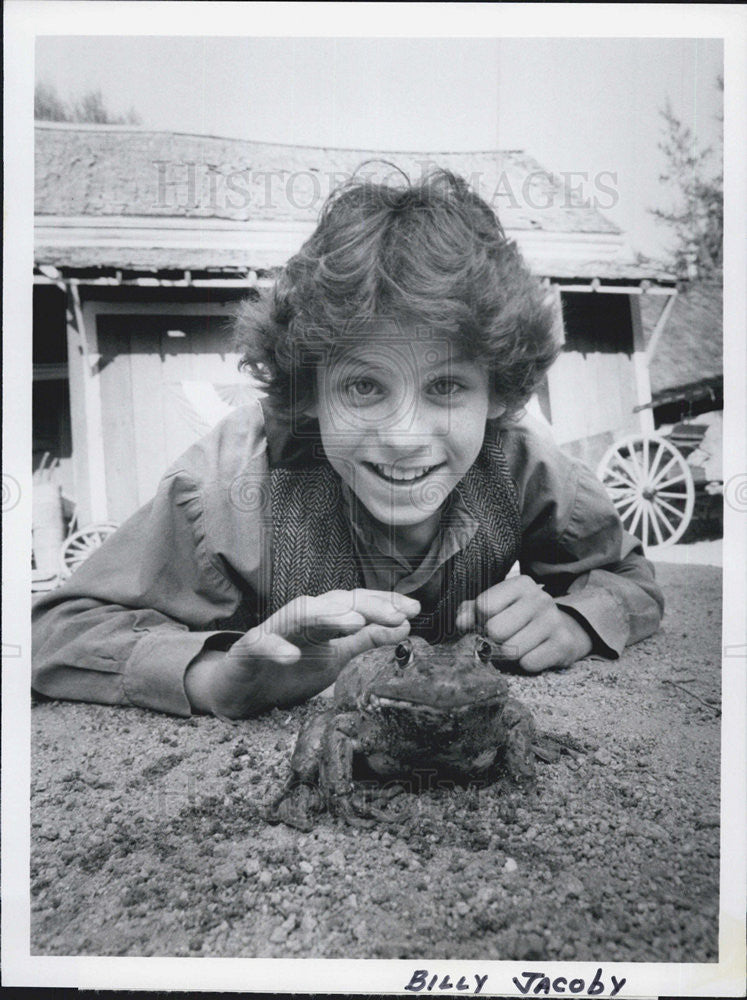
[35,35,723,260]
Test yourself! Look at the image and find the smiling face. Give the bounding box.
[312,325,503,546]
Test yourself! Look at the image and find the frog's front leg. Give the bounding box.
[318,712,374,828]
[263,713,328,831]
[501,696,537,783]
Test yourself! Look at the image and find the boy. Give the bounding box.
[32,170,664,719]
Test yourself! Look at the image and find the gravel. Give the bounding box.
[31,563,721,960]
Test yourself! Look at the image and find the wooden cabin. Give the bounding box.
[34,123,677,527]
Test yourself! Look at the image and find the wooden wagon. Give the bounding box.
[596,410,722,551]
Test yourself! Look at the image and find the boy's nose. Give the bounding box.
[373,422,435,458]
[374,399,440,446]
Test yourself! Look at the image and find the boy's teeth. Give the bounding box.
[371,463,435,481]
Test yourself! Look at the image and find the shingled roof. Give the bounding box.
[641,279,722,397]
[34,123,672,282]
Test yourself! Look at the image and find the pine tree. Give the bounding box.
[35,82,142,126]
[650,79,723,278]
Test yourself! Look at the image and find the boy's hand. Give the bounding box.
[455,575,592,673]
[185,589,420,718]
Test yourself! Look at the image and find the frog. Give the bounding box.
[264,633,538,830]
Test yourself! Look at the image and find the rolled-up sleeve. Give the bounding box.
[502,419,665,657]
[32,402,269,716]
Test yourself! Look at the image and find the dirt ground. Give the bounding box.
[31,562,722,962]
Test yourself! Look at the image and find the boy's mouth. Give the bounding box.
[364,461,443,484]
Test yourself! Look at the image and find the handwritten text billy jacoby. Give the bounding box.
[404,967,626,996]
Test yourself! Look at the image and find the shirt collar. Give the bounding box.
[260,397,324,469]
[341,479,479,573]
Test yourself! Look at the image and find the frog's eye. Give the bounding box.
[394,640,413,668]
[474,637,493,664]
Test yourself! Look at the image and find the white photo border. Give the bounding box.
[3,2,745,995]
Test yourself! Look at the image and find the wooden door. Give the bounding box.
[97,313,261,522]
[548,292,641,468]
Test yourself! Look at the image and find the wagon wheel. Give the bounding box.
[596,435,695,550]
[59,522,119,579]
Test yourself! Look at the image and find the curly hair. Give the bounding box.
[233,167,561,421]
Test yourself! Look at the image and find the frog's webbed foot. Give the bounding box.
[262,780,322,832]
[531,733,564,764]
[331,791,405,828]
[351,782,409,824]
[331,793,376,829]
[533,730,593,764]
[375,783,407,805]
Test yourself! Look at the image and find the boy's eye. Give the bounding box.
[343,377,383,401]
[428,378,462,397]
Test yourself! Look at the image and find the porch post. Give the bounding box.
[65,281,108,523]
[630,294,655,434]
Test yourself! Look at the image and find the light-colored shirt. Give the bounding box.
[32,400,664,717]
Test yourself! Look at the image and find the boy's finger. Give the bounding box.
[326,601,407,627]
[455,600,476,631]
[265,592,419,635]
[519,639,560,674]
[283,609,399,643]
[309,610,368,632]
[331,620,411,665]
[324,589,419,618]
[343,589,420,622]
[387,592,421,617]
[474,576,532,621]
[297,612,372,646]
[228,627,301,664]
[262,596,343,636]
[481,600,537,642]
[486,616,548,661]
